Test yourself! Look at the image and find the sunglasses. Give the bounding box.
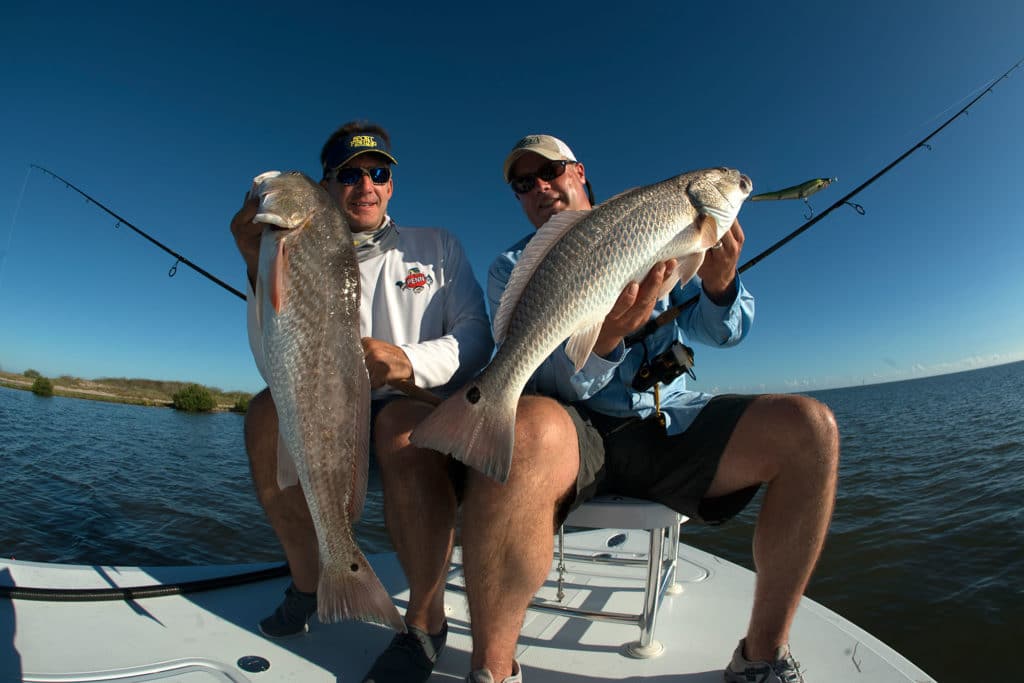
[509,160,575,194]
[330,166,392,186]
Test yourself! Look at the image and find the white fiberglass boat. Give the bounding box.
[1,524,934,682]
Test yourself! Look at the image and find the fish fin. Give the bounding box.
[269,238,289,314]
[411,382,517,483]
[565,319,604,371]
[657,252,699,299]
[494,210,590,343]
[665,252,706,298]
[696,213,722,250]
[317,545,405,631]
[348,369,372,523]
[275,434,300,489]
[698,203,735,238]
[253,263,265,332]
[600,186,643,204]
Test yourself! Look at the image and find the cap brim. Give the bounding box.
[341,149,398,167]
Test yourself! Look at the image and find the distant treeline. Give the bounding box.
[3,369,252,413]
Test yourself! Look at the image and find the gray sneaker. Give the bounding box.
[258,582,317,638]
[465,659,523,683]
[724,639,804,683]
[362,620,448,683]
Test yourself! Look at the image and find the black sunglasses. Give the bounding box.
[509,160,575,194]
[331,166,392,186]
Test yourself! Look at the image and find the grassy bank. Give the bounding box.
[0,370,252,412]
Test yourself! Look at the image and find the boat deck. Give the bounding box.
[0,529,934,682]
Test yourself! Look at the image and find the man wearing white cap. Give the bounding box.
[458,134,840,683]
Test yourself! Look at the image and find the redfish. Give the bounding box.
[252,171,403,630]
[412,168,752,483]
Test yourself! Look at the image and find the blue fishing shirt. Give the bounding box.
[487,234,755,435]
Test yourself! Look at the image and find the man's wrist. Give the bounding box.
[702,278,737,306]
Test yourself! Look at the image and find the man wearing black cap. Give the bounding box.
[457,134,840,683]
[230,121,493,668]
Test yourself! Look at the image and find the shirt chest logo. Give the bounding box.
[395,267,434,294]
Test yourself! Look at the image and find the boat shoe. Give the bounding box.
[465,659,523,683]
[362,619,448,683]
[724,639,805,683]
[257,582,317,638]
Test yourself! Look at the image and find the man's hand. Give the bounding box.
[593,259,679,358]
[698,219,744,305]
[230,193,263,289]
[362,338,414,389]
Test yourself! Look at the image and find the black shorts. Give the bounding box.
[565,394,760,525]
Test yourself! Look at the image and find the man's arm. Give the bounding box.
[230,194,261,290]
[391,232,494,392]
[681,220,754,347]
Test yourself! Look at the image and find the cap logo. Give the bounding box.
[518,135,541,148]
[349,134,378,149]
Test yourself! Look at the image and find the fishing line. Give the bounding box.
[624,55,1024,348]
[0,166,32,293]
[29,165,246,301]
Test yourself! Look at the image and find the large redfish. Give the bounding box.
[411,168,752,483]
[251,170,403,630]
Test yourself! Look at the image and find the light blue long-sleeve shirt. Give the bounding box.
[487,234,755,435]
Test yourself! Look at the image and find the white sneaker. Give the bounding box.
[465,659,523,683]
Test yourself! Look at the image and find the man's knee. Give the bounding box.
[797,396,838,455]
[375,398,435,465]
[376,398,433,437]
[774,395,840,472]
[244,389,280,489]
[508,396,579,486]
[245,388,276,442]
[514,396,576,451]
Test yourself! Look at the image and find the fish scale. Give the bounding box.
[412,168,751,483]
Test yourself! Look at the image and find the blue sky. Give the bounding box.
[2,2,1022,394]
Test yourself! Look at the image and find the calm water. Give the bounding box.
[3,361,1023,682]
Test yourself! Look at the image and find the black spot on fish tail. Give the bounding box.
[350,563,359,572]
[466,386,481,404]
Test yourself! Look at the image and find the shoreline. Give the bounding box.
[0,374,243,412]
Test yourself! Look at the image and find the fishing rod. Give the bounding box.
[624,55,1024,348]
[29,166,444,403]
[29,164,246,301]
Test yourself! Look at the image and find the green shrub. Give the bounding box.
[24,369,41,379]
[31,376,54,397]
[171,384,216,412]
[231,395,250,413]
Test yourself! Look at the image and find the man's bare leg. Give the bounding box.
[374,398,457,634]
[707,394,840,661]
[460,396,580,681]
[245,388,318,592]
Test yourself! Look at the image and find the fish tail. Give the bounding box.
[410,382,517,483]
[317,549,405,631]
